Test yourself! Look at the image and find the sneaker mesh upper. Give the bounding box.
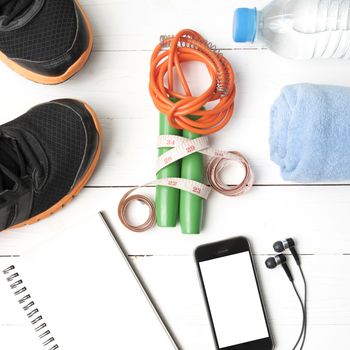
[6,102,86,216]
[0,0,77,61]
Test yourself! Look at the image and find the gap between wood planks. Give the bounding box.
[1,253,350,258]
[85,184,350,188]
[91,47,268,53]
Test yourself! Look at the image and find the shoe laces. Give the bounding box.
[0,132,42,193]
[0,0,34,26]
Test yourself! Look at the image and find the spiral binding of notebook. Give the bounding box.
[2,265,59,350]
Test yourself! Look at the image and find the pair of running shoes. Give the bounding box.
[0,0,101,230]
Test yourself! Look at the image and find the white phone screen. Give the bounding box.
[199,252,269,348]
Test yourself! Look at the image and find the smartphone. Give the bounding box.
[195,236,273,350]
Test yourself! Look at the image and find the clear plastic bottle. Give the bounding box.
[233,0,350,59]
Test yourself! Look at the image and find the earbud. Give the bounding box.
[273,238,301,266]
[265,254,294,282]
[267,239,307,350]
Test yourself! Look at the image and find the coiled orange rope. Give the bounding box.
[149,29,236,135]
[117,30,252,233]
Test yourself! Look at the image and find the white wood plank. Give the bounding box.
[1,324,348,350]
[1,255,349,349]
[132,255,350,350]
[79,0,272,51]
[1,51,350,185]
[0,186,349,256]
[0,0,348,348]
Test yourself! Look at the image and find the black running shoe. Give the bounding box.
[0,0,92,84]
[0,99,101,230]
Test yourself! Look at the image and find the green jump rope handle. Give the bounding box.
[156,112,182,227]
[180,121,204,234]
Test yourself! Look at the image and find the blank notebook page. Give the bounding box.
[9,214,177,350]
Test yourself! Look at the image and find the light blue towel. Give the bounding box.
[270,83,350,182]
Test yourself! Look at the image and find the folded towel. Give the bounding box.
[270,83,350,182]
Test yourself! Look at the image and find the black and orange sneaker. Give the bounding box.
[0,100,101,230]
[0,0,92,84]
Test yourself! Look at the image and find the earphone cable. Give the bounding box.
[297,265,307,350]
[291,280,306,350]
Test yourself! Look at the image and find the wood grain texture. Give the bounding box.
[0,0,349,349]
[1,255,350,350]
[1,187,350,256]
[1,51,350,185]
[80,0,272,51]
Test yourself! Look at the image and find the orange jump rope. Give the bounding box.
[149,29,236,135]
[118,29,253,234]
[151,29,239,234]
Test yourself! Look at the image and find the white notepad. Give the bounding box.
[1,213,178,350]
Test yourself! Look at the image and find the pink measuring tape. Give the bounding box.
[118,136,254,232]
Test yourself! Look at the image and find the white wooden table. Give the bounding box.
[1,1,350,349]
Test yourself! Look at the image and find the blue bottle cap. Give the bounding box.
[233,8,257,43]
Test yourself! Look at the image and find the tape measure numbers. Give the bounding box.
[118,136,254,232]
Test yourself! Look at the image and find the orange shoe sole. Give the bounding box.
[0,0,93,85]
[10,102,102,229]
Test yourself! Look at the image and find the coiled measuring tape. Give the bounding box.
[118,135,254,232]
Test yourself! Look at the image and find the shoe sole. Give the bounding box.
[11,101,102,229]
[0,0,92,85]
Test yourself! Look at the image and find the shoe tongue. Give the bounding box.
[0,137,21,192]
[0,0,35,24]
[0,0,17,16]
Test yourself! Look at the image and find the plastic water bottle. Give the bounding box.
[233,0,350,59]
